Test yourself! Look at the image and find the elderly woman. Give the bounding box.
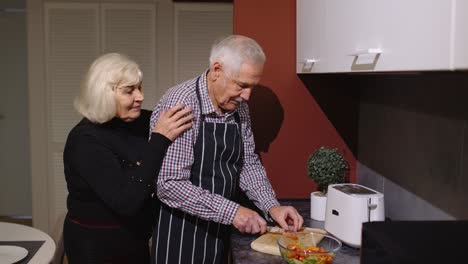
[63,53,193,263]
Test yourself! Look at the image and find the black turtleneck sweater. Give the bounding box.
[63,110,170,239]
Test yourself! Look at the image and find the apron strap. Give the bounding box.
[194,76,205,123]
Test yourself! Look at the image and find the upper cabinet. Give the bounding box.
[296,0,326,73]
[454,0,468,69]
[297,0,465,73]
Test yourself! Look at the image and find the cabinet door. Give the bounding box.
[297,0,453,73]
[174,3,233,83]
[101,3,157,108]
[45,2,100,230]
[453,0,468,69]
[374,0,451,71]
[296,0,326,73]
[324,0,380,72]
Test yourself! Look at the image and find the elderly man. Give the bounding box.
[150,35,303,264]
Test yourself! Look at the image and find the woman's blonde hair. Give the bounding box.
[74,53,143,123]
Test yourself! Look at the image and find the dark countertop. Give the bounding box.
[231,199,360,264]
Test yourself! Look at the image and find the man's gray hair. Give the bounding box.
[209,35,266,77]
[74,53,142,123]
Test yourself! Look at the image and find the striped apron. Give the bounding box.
[152,77,243,264]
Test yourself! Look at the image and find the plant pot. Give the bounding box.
[310,191,327,221]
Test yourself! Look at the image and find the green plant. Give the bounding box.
[307,147,347,194]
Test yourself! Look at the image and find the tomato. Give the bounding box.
[285,242,329,262]
[287,244,298,251]
[305,246,321,252]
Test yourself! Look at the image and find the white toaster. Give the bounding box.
[324,183,384,248]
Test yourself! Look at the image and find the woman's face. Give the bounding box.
[115,83,144,122]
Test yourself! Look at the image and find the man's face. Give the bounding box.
[214,62,263,112]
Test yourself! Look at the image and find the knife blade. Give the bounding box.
[266,226,285,234]
[266,226,306,234]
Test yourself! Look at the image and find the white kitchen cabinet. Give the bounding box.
[297,0,460,73]
[374,0,451,71]
[324,0,381,73]
[453,0,468,69]
[296,0,326,73]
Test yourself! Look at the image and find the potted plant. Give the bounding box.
[307,147,347,221]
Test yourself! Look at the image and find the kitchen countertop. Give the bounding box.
[231,199,360,264]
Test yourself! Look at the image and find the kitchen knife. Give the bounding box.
[266,226,306,234]
[266,226,284,234]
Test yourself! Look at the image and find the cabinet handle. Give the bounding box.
[349,48,382,56]
[302,59,316,71]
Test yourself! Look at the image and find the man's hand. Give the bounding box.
[233,206,267,234]
[269,206,304,232]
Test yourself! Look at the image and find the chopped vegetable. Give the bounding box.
[283,241,333,264]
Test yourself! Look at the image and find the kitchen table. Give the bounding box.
[231,199,360,264]
[0,222,56,263]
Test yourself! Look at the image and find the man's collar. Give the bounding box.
[199,69,238,118]
[198,69,217,116]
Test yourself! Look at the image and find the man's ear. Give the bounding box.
[212,62,223,79]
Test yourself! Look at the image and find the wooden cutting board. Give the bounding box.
[250,227,327,256]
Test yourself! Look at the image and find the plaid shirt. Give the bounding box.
[150,71,280,225]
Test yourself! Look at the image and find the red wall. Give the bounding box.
[234,0,356,198]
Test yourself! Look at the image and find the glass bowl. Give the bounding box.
[277,232,342,264]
